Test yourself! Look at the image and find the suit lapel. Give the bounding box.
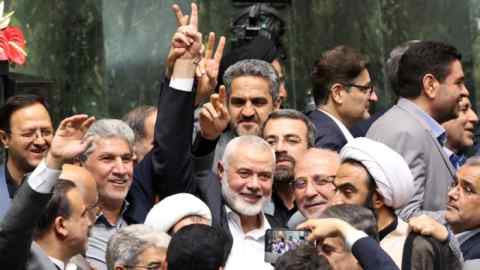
[395,102,455,179]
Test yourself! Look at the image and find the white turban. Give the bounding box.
[144,193,212,232]
[339,137,415,209]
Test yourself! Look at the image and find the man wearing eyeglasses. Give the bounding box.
[288,148,339,227]
[308,45,378,152]
[0,94,54,219]
[446,157,480,267]
[261,109,317,225]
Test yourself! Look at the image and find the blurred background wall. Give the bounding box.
[3,0,480,120]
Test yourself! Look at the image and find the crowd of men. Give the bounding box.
[0,2,479,270]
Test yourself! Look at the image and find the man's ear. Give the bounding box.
[273,97,282,110]
[217,161,225,181]
[161,260,168,270]
[373,191,384,210]
[0,129,10,148]
[422,74,439,99]
[330,83,345,105]
[54,216,69,238]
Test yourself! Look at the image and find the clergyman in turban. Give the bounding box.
[330,137,462,270]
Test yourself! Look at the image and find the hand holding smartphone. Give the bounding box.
[264,228,311,263]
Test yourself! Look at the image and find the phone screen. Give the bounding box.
[264,228,310,263]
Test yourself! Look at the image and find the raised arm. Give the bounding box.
[0,115,94,268]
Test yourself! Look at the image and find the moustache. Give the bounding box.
[276,152,295,165]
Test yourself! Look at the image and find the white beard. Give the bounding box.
[221,174,269,216]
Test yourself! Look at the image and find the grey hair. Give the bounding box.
[464,156,480,167]
[80,119,135,161]
[223,59,279,101]
[321,204,378,241]
[222,135,275,170]
[122,106,157,143]
[106,224,171,270]
[262,109,317,148]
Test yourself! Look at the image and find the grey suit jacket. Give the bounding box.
[0,179,57,270]
[367,99,455,222]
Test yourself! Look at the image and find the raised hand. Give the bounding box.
[199,85,230,140]
[166,3,203,77]
[408,215,448,241]
[46,114,95,169]
[195,32,226,105]
[297,218,349,242]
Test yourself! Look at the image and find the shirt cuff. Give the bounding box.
[170,78,194,92]
[27,159,61,194]
[344,229,368,249]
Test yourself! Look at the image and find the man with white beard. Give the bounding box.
[145,3,279,268]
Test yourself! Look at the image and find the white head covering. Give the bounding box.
[339,137,415,209]
[144,193,212,232]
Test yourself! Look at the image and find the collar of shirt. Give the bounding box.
[225,205,271,240]
[96,200,130,227]
[456,227,480,245]
[320,109,354,141]
[49,256,65,270]
[398,98,446,144]
[5,164,18,199]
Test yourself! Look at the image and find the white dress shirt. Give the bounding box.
[320,109,354,142]
[224,206,273,270]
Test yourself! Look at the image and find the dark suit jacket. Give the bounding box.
[125,78,197,224]
[0,180,57,270]
[461,231,480,260]
[352,237,399,270]
[127,78,284,258]
[307,110,347,152]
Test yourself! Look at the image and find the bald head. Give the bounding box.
[60,164,98,209]
[294,148,340,218]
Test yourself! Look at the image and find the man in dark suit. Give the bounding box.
[0,94,54,219]
[308,45,378,152]
[0,114,95,270]
[446,157,480,263]
[132,4,280,268]
[367,41,469,222]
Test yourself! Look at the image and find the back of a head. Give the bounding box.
[167,224,228,270]
[275,244,332,270]
[321,204,378,241]
[311,45,368,106]
[122,106,156,142]
[397,41,461,99]
[386,40,421,96]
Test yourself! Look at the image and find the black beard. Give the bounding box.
[274,167,294,183]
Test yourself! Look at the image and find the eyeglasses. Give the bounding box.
[7,128,53,140]
[293,175,335,190]
[344,83,375,96]
[124,262,163,270]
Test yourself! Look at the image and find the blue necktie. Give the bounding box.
[449,153,466,169]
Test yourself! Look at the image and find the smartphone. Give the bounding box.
[264,228,310,263]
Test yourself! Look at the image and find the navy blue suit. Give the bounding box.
[307,110,347,152]
[124,78,197,224]
[461,232,480,260]
[352,237,399,270]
